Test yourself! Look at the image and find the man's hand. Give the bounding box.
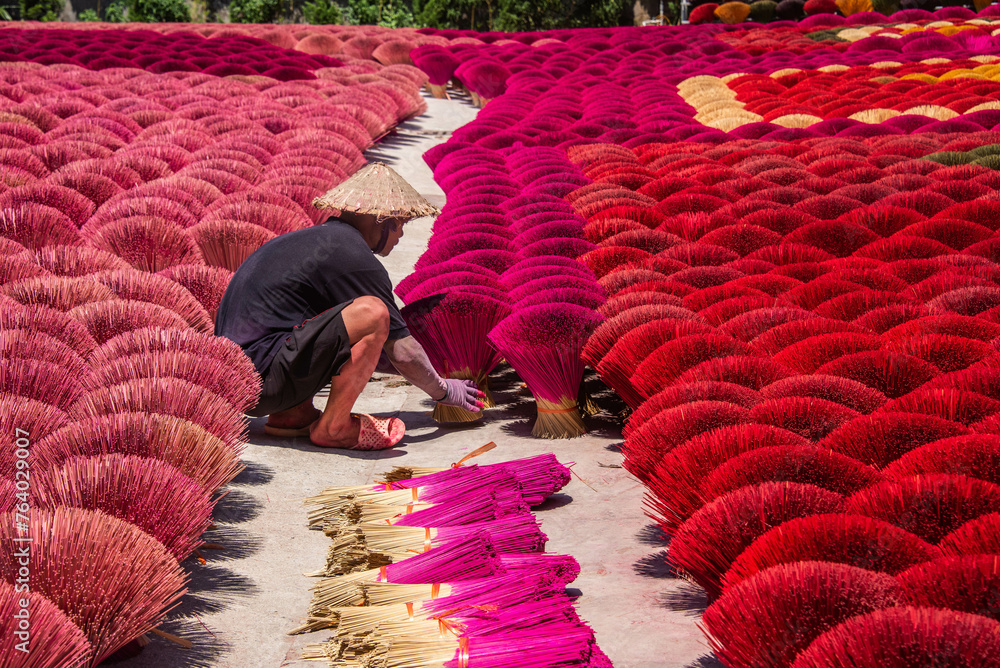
[437,379,485,412]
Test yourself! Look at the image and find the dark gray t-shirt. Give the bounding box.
[215,218,409,373]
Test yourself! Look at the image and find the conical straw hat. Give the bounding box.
[313,162,439,219]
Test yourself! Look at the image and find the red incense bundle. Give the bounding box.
[791,607,1000,668]
[488,304,604,438]
[402,292,512,422]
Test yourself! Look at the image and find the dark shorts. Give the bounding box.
[248,301,354,418]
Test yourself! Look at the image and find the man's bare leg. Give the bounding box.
[265,399,322,430]
[310,296,390,448]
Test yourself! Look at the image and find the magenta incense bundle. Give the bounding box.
[382,452,572,507]
[488,303,604,438]
[323,516,547,577]
[402,292,512,423]
[306,467,529,528]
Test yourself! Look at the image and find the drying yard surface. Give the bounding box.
[122,94,710,668]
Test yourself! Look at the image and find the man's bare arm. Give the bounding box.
[382,336,447,400]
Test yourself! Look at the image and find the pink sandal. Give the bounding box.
[352,413,405,450]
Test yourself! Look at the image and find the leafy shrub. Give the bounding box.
[77,6,99,18]
[19,0,62,21]
[104,0,126,19]
[342,0,412,25]
[126,0,190,21]
[303,0,342,23]
[229,0,280,22]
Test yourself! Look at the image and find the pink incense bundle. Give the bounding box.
[0,329,91,379]
[0,357,85,412]
[394,260,499,303]
[89,269,213,333]
[67,299,191,346]
[33,412,241,493]
[308,467,530,529]
[488,304,604,438]
[19,244,131,277]
[155,264,232,320]
[0,253,50,285]
[33,453,213,560]
[87,326,256,385]
[401,292,511,422]
[87,216,204,273]
[437,624,599,668]
[0,582,92,668]
[0,506,187,666]
[70,377,247,451]
[328,516,548,575]
[1,275,115,312]
[84,349,261,414]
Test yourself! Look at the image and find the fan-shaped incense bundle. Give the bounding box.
[703,561,902,668]
[83,349,261,414]
[33,412,241,493]
[0,581,92,668]
[0,506,187,666]
[488,304,604,438]
[670,482,845,599]
[401,292,511,422]
[722,513,941,590]
[791,607,1000,668]
[70,377,247,451]
[33,453,213,560]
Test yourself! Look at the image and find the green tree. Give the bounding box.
[104,0,126,19]
[344,0,414,26]
[126,0,190,20]
[303,0,343,23]
[77,6,100,17]
[229,0,280,21]
[19,0,61,21]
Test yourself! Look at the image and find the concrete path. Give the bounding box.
[122,93,716,668]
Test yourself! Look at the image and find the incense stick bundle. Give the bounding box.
[0,581,92,668]
[401,292,512,423]
[302,598,583,667]
[306,468,528,528]
[305,534,503,627]
[487,304,604,438]
[320,516,547,576]
[0,507,187,666]
[362,569,569,609]
[383,623,600,668]
[381,453,573,506]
